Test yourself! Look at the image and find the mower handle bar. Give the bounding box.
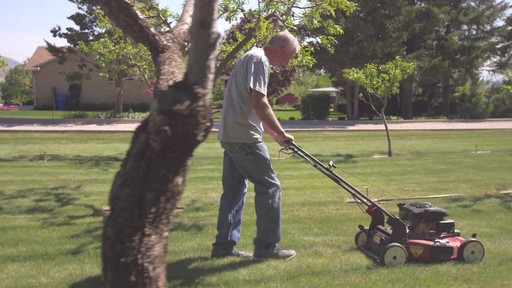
[287,142,396,219]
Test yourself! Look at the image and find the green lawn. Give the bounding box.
[0,110,70,119]
[0,130,511,287]
[0,109,339,121]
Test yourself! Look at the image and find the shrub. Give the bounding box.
[490,88,512,118]
[300,93,331,120]
[453,82,491,119]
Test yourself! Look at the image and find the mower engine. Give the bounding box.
[397,202,463,263]
[398,202,459,240]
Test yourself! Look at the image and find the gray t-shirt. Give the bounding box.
[218,47,269,143]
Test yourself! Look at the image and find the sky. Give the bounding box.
[0,0,193,63]
[1,0,510,64]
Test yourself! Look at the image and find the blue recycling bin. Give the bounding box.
[55,93,68,111]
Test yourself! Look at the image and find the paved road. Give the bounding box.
[1,117,512,131]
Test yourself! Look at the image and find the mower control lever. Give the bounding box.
[329,161,337,168]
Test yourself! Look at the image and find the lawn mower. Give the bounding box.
[285,142,485,267]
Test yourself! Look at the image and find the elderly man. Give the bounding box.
[211,31,300,260]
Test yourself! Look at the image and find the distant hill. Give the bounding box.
[2,56,21,70]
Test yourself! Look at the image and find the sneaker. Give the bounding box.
[253,245,297,260]
[211,246,253,259]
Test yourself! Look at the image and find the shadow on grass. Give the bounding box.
[0,153,122,168]
[69,257,260,288]
[447,193,512,211]
[167,257,260,287]
[0,185,104,256]
[0,185,103,218]
[69,275,104,288]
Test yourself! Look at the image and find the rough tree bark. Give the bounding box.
[98,0,219,287]
[344,79,360,120]
[114,71,124,113]
[399,76,413,120]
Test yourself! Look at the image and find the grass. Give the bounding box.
[1,109,343,121]
[0,130,511,287]
[0,110,70,119]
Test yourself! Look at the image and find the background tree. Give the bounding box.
[49,0,168,112]
[344,57,415,157]
[52,0,355,112]
[0,55,7,70]
[267,65,297,100]
[311,0,410,119]
[0,63,32,106]
[452,79,492,119]
[91,0,220,286]
[425,0,509,117]
[490,72,512,117]
[312,0,510,119]
[287,69,334,101]
[300,92,332,120]
[216,1,356,107]
[494,13,512,72]
[216,0,356,77]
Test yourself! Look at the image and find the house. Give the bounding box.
[308,87,342,107]
[25,46,152,110]
[275,92,298,106]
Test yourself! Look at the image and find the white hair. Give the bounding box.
[266,31,300,54]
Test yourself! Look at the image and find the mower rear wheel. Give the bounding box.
[379,243,408,267]
[354,230,367,248]
[458,239,485,263]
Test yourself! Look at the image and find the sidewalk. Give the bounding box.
[1,118,512,131]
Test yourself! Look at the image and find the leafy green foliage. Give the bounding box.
[300,92,331,120]
[453,80,492,119]
[312,0,510,119]
[0,54,7,70]
[0,64,32,105]
[287,69,334,99]
[344,57,415,156]
[343,57,415,114]
[49,0,162,112]
[490,73,512,118]
[268,66,297,98]
[78,10,153,83]
[217,0,356,76]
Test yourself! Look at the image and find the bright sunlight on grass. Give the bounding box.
[0,130,511,287]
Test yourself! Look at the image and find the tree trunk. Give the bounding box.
[114,72,124,113]
[344,80,353,119]
[353,84,360,120]
[344,80,360,120]
[102,100,212,287]
[98,0,219,287]
[399,76,413,119]
[441,75,451,117]
[381,110,393,157]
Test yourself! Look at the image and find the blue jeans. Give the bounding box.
[214,141,282,249]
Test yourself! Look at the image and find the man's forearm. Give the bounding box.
[253,96,286,137]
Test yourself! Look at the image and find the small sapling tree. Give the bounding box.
[343,57,415,157]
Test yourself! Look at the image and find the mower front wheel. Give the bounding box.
[379,243,408,267]
[458,239,485,263]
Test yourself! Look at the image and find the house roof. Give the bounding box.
[308,87,341,93]
[25,46,57,71]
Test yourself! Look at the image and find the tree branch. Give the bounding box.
[174,0,195,34]
[97,0,162,56]
[215,26,256,78]
[187,0,220,90]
